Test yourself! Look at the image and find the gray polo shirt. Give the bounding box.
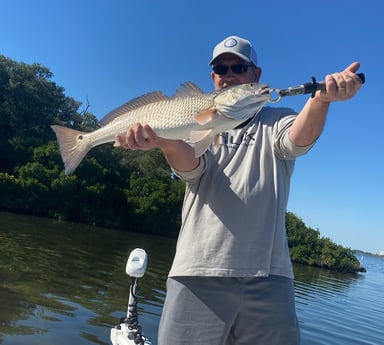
[170,106,313,279]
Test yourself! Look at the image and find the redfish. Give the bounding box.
[51,82,270,174]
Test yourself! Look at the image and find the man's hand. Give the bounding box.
[314,61,363,104]
[115,123,171,151]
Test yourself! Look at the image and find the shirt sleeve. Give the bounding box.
[273,111,315,160]
[172,154,207,183]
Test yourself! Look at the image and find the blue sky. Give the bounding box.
[1,0,383,254]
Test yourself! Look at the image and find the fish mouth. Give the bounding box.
[256,85,272,97]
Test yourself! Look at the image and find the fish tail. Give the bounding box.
[51,125,90,174]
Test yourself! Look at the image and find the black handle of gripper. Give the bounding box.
[310,73,365,97]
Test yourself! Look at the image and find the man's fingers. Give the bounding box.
[114,124,160,150]
[344,61,360,74]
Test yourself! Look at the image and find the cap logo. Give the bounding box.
[224,38,237,48]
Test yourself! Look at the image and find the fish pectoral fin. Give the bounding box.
[193,108,216,125]
[190,129,216,157]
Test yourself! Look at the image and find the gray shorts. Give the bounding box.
[158,275,300,345]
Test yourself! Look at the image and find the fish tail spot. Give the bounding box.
[51,125,89,174]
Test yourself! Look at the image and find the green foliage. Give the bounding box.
[286,212,365,273]
[124,150,184,236]
[0,173,23,210]
[0,55,84,172]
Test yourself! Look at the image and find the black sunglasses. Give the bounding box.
[212,63,254,76]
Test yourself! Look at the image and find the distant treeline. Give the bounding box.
[0,55,365,273]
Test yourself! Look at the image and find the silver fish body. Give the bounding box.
[51,82,271,174]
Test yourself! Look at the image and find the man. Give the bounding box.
[116,36,362,344]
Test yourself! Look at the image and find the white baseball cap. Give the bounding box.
[208,35,258,66]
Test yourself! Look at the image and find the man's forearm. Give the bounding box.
[289,97,330,147]
[160,139,200,172]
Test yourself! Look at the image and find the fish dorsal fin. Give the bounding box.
[100,91,169,126]
[194,108,216,125]
[172,82,204,98]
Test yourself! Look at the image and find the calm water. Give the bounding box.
[0,212,383,345]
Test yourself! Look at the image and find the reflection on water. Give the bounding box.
[1,211,384,345]
[294,259,384,344]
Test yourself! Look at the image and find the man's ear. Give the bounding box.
[211,70,215,82]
